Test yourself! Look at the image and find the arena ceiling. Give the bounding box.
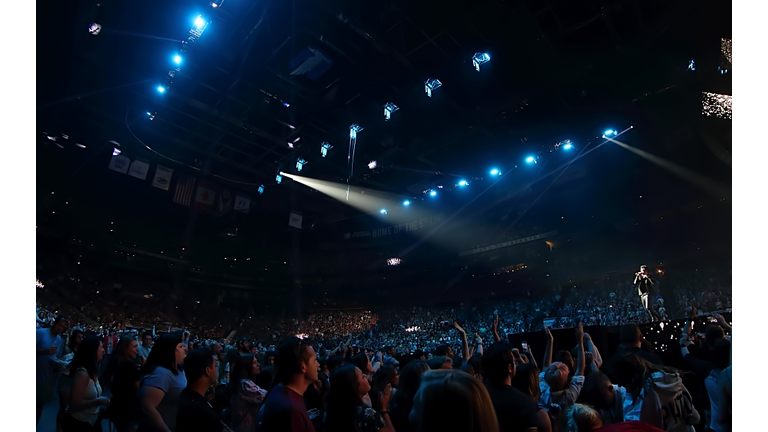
[36,0,732,292]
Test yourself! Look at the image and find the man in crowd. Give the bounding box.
[382,345,399,366]
[36,316,68,424]
[256,336,319,432]
[237,337,250,355]
[138,331,153,364]
[176,348,228,432]
[602,324,664,377]
[482,341,542,431]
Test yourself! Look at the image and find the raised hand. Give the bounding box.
[379,383,392,411]
[544,325,553,341]
[575,322,584,342]
[453,321,466,334]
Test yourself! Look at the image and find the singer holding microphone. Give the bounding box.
[634,265,660,322]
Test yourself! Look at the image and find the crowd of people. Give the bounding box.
[36,303,732,432]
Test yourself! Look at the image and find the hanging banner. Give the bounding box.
[234,195,251,213]
[289,212,303,229]
[128,160,150,180]
[152,166,173,191]
[107,155,130,174]
[457,231,558,256]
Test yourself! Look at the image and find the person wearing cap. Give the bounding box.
[237,338,250,355]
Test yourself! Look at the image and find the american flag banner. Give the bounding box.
[173,175,197,207]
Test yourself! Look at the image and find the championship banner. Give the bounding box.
[151,166,173,191]
[234,194,251,213]
[108,154,130,174]
[128,160,150,180]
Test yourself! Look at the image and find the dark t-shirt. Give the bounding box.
[108,359,140,423]
[603,346,664,372]
[485,383,539,432]
[176,388,227,432]
[635,275,655,296]
[256,383,316,432]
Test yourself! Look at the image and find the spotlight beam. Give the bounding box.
[606,138,730,199]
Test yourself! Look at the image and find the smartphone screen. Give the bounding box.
[521,341,527,349]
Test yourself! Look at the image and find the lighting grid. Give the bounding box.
[346,124,364,200]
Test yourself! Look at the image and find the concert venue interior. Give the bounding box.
[34,1,734,431]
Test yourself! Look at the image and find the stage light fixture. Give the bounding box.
[368,161,377,170]
[472,52,490,71]
[718,64,729,75]
[88,23,102,35]
[387,258,402,266]
[429,190,437,197]
[490,168,500,176]
[425,78,442,97]
[211,0,224,7]
[258,185,265,195]
[687,59,695,71]
[458,180,468,186]
[380,209,388,215]
[194,15,207,29]
[525,156,536,163]
[383,102,399,120]
[321,142,332,157]
[403,200,411,206]
[276,174,283,184]
[112,148,121,156]
[296,158,307,171]
[174,55,182,65]
[562,143,572,150]
[349,124,363,140]
[157,86,166,93]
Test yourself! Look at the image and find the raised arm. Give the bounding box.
[543,325,554,368]
[492,314,501,343]
[713,313,732,332]
[574,322,585,377]
[522,343,538,369]
[454,322,471,362]
[584,333,602,368]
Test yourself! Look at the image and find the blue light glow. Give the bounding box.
[472,52,491,71]
[194,15,206,29]
[403,200,411,206]
[276,174,282,184]
[563,143,572,150]
[490,169,500,176]
[604,129,616,136]
[173,55,182,64]
[258,185,264,195]
[525,156,535,163]
[425,78,442,97]
[429,190,437,197]
[458,180,468,186]
[380,209,388,215]
[321,142,332,157]
[157,86,166,93]
[296,158,307,171]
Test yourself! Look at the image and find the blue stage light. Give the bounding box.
[458,180,468,186]
[383,102,399,120]
[321,142,332,157]
[258,185,264,195]
[403,200,411,206]
[174,55,182,64]
[604,129,616,136]
[472,52,491,71]
[380,209,388,215]
[296,158,307,171]
[490,168,500,176]
[525,156,535,163]
[276,174,282,184]
[563,143,572,150]
[194,15,206,29]
[688,59,695,71]
[429,190,437,197]
[425,78,442,97]
[350,123,363,139]
[157,86,166,93]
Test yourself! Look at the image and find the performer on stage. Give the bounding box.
[634,265,659,321]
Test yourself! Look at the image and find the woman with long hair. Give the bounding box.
[409,369,499,432]
[389,360,429,432]
[137,332,187,432]
[325,364,395,432]
[58,330,85,432]
[103,336,141,432]
[369,365,398,412]
[226,354,267,432]
[511,363,553,432]
[63,336,110,432]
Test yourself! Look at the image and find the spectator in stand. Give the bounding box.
[138,332,187,432]
[482,342,544,432]
[236,338,250,355]
[176,348,227,432]
[409,369,499,432]
[58,329,84,432]
[325,364,395,432]
[62,336,110,432]
[389,360,429,432]
[382,346,399,367]
[602,324,663,381]
[227,354,268,432]
[138,332,153,365]
[256,336,319,432]
[37,316,69,424]
[510,363,552,432]
[541,323,586,410]
[579,371,631,425]
[427,356,453,370]
[563,404,603,431]
[103,336,141,432]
